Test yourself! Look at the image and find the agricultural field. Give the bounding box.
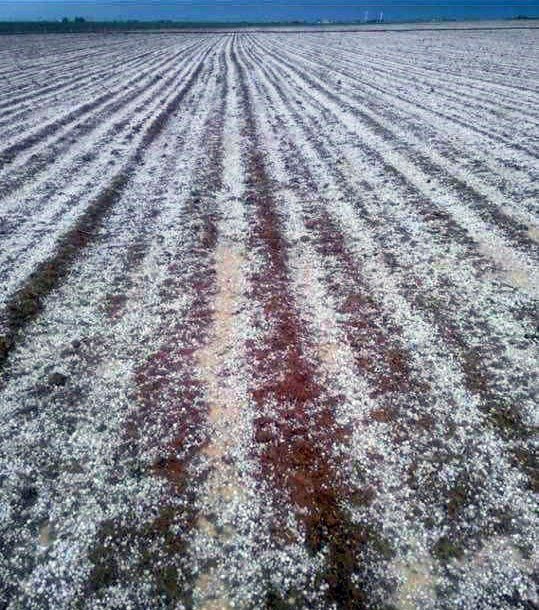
[0,26,537,610]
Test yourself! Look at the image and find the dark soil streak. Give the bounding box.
[232,41,393,609]
[282,62,537,492]
[241,37,417,400]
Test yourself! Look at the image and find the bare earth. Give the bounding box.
[0,25,537,610]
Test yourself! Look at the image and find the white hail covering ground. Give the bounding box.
[0,25,537,610]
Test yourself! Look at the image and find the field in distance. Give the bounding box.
[0,25,537,610]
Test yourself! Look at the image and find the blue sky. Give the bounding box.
[1,1,538,22]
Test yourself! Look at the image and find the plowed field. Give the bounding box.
[0,27,537,610]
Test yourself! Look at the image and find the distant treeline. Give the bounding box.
[0,20,309,34]
[0,15,534,35]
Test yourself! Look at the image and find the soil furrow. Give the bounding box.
[94,152,222,609]
[238,35,537,589]
[253,36,539,256]
[0,41,216,371]
[243,35,537,488]
[272,35,539,207]
[0,37,214,246]
[299,34,539,123]
[0,38,204,187]
[232,42,388,609]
